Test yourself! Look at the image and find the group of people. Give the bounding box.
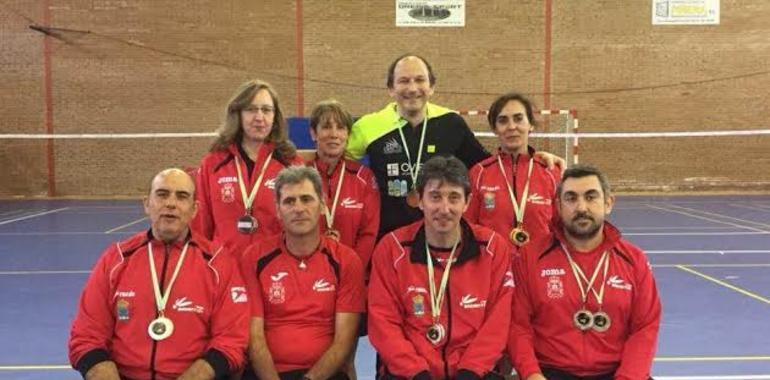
[68,54,662,380]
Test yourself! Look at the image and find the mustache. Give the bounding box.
[572,212,594,222]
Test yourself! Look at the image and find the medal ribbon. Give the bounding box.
[234,152,274,214]
[317,161,346,231]
[425,234,460,324]
[148,242,190,316]
[397,115,429,191]
[497,155,534,228]
[561,243,610,308]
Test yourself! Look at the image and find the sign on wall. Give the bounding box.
[396,0,465,27]
[652,0,720,25]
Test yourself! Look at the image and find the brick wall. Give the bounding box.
[1,0,768,196]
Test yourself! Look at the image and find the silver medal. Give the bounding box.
[426,323,446,345]
[148,316,174,341]
[592,311,611,332]
[573,309,594,331]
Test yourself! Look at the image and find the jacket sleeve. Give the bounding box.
[367,236,430,378]
[192,158,215,241]
[458,235,514,376]
[68,246,119,376]
[345,119,368,161]
[507,250,542,379]
[615,252,662,380]
[454,115,491,168]
[336,247,366,313]
[205,249,251,375]
[239,243,265,318]
[463,164,483,224]
[354,169,381,270]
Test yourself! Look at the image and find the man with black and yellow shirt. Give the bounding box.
[346,55,489,237]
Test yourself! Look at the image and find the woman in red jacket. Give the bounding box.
[465,93,561,249]
[193,79,303,256]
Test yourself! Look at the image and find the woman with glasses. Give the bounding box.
[193,79,304,256]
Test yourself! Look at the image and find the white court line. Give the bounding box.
[730,203,770,213]
[647,250,770,254]
[624,226,744,231]
[0,208,36,218]
[654,264,770,268]
[626,231,770,236]
[664,204,770,229]
[657,376,770,380]
[0,365,70,370]
[105,216,147,234]
[644,204,766,233]
[0,270,90,275]
[0,231,134,236]
[0,207,69,226]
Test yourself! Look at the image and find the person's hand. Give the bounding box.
[84,361,120,380]
[534,151,566,173]
[525,373,547,380]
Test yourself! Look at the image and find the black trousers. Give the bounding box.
[541,367,653,380]
[243,368,349,380]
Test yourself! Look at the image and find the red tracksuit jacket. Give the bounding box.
[368,219,515,379]
[68,231,249,380]
[309,156,380,268]
[466,147,561,246]
[193,142,304,256]
[509,222,661,379]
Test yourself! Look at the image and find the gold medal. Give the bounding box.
[236,214,258,234]
[406,189,420,208]
[509,226,530,247]
[325,229,341,241]
[573,309,594,331]
[148,315,174,341]
[426,323,446,345]
[592,311,611,332]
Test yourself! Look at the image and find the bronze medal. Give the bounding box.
[573,309,594,331]
[509,227,530,247]
[406,189,420,208]
[237,215,258,234]
[325,229,341,241]
[592,311,611,332]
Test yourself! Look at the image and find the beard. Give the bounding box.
[563,212,603,240]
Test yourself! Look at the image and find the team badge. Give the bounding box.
[221,183,235,203]
[412,294,425,316]
[116,299,130,321]
[483,192,495,209]
[268,282,286,304]
[546,276,564,299]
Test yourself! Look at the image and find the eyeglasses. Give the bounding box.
[243,105,275,115]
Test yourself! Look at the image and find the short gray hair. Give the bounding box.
[274,166,324,203]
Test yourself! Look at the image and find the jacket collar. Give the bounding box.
[410,219,480,266]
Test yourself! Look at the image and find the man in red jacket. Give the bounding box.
[509,165,661,380]
[240,166,366,380]
[368,156,515,380]
[69,168,250,380]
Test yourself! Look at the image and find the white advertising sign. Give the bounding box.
[396,0,465,27]
[652,0,720,25]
